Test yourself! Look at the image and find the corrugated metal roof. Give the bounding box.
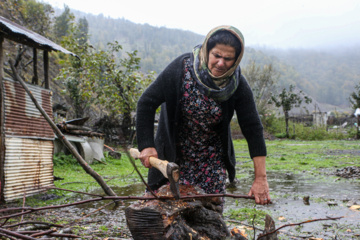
[0,15,76,56]
[3,138,54,202]
[3,78,55,139]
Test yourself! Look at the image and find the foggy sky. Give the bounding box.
[43,0,360,49]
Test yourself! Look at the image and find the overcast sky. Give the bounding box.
[43,0,360,49]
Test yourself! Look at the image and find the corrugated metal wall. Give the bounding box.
[2,78,54,201]
[3,138,54,201]
[3,78,54,139]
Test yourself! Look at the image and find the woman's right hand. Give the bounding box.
[139,147,158,168]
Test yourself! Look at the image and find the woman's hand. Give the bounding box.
[248,156,271,205]
[248,177,271,205]
[139,147,158,168]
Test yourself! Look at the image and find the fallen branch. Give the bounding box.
[30,228,56,237]
[0,193,254,220]
[0,232,17,240]
[257,216,343,239]
[3,221,63,229]
[16,231,81,239]
[0,227,37,240]
[123,149,159,199]
[45,186,104,197]
[60,181,93,186]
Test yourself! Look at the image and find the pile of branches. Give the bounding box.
[56,122,104,138]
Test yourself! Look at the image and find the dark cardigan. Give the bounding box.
[136,53,267,190]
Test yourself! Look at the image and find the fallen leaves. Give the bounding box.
[349,205,360,211]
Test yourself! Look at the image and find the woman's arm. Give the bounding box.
[248,156,271,205]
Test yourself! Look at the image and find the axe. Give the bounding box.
[129,148,181,200]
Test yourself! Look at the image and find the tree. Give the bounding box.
[269,85,312,138]
[0,0,53,36]
[349,83,360,139]
[76,17,89,45]
[54,5,74,40]
[56,23,154,141]
[243,60,279,116]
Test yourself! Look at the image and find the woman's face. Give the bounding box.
[207,44,236,77]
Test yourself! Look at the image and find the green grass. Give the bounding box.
[53,152,148,194]
[225,206,270,227]
[233,139,360,174]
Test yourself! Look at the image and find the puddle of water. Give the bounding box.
[225,171,360,238]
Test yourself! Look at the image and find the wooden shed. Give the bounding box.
[0,16,75,202]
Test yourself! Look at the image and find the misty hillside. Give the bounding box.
[69,11,359,109]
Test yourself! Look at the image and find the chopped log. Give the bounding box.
[125,185,230,240]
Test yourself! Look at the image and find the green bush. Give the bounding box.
[53,153,78,166]
[263,115,349,140]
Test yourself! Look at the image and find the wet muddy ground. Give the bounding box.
[226,170,360,239]
[15,169,359,239]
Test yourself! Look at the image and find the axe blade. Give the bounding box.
[167,163,180,200]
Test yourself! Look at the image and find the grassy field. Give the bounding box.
[234,139,359,172]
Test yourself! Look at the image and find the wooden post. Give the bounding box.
[9,60,117,197]
[0,36,5,203]
[32,48,38,85]
[43,50,49,89]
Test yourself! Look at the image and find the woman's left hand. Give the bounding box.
[248,156,271,205]
[248,177,271,205]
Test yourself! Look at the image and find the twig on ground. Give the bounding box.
[0,193,254,220]
[3,221,64,229]
[30,228,56,237]
[123,149,159,199]
[19,191,26,229]
[45,186,103,197]
[0,227,37,240]
[60,181,93,186]
[0,232,17,240]
[257,216,343,240]
[252,214,257,240]
[72,201,115,224]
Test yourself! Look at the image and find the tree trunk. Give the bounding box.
[357,116,360,139]
[125,185,230,240]
[284,110,289,138]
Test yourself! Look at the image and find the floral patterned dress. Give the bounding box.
[178,58,227,194]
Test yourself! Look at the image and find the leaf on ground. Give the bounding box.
[349,205,360,211]
[278,216,286,221]
[230,227,248,238]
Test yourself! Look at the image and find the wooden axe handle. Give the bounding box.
[129,148,169,179]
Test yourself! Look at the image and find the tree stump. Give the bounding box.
[125,185,230,240]
[262,214,278,240]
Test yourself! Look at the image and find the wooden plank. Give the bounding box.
[43,50,49,89]
[0,36,5,203]
[32,48,38,85]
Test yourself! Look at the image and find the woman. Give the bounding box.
[136,25,271,205]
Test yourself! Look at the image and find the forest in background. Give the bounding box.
[1,0,359,111]
[70,10,360,109]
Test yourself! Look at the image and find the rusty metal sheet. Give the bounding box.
[0,16,76,56]
[3,78,54,139]
[3,137,54,202]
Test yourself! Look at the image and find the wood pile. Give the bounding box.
[56,122,104,138]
